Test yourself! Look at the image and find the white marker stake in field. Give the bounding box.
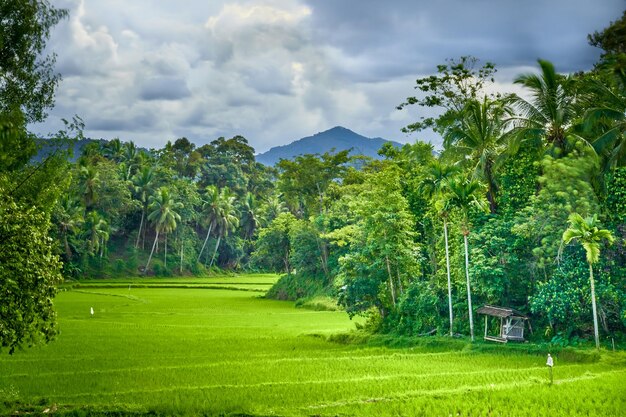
[546,354,554,384]
[90,307,94,317]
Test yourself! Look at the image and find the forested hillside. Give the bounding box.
[3,4,626,351]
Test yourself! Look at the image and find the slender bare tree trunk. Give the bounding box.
[385,255,396,307]
[164,233,167,269]
[209,235,221,268]
[444,219,454,336]
[197,224,212,262]
[180,239,184,274]
[135,208,144,249]
[589,263,600,349]
[464,233,474,342]
[145,230,159,273]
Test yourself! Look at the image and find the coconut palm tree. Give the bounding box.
[584,78,626,170]
[197,185,220,263]
[509,60,583,155]
[79,164,99,211]
[420,160,460,336]
[132,166,155,249]
[562,213,615,349]
[102,138,123,162]
[240,192,259,241]
[209,188,239,268]
[55,195,84,258]
[145,187,183,273]
[446,177,488,341]
[444,97,512,213]
[84,211,108,257]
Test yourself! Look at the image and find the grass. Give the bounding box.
[1,274,625,416]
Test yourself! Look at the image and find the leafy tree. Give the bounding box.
[251,212,296,273]
[562,213,615,348]
[446,177,487,341]
[512,149,600,272]
[0,0,68,122]
[398,56,497,136]
[588,11,626,56]
[336,168,421,319]
[277,150,350,218]
[0,193,63,354]
[0,115,69,354]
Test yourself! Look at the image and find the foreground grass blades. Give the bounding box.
[1,275,625,416]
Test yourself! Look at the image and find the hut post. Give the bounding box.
[484,315,488,338]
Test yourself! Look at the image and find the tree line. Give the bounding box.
[1,2,625,353]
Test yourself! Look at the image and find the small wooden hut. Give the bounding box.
[476,305,530,343]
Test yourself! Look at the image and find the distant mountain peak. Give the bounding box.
[256,126,402,166]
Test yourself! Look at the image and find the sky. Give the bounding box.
[30,0,624,153]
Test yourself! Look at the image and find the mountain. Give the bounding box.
[256,126,402,166]
[31,138,105,163]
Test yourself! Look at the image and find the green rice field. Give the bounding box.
[1,274,625,416]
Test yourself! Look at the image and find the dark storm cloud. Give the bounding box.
[304,0,624,77]
[139,77,191,101]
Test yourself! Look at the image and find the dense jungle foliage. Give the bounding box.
[2,5,626,351]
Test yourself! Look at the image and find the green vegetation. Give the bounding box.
[1,280,624,416]
[1,5,625,416]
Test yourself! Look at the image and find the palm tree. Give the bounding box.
[509,60,582,154]
[444,97,512,213]
[240,192,259,241]
[562,213,615,349]
[102,138,123,162]
[197,185,220,263]
[132,166,155,249]
[84,211,108,257]
[420,160,460,336]
[122,141,140,179]
[145,187,183,273]
[56,195,84,258]
[79,164,99,211]
[209,188,239,268]
[584,78,626,170]
[446,177,487,341]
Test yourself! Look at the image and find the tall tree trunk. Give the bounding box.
[209,235,221,268]
[145,230,159,274]
[485,163,498,214]
[180,239,184,274]
[385,255,396,307]
[164,233,167,269]
[135,208,145,249]
[197,224,212,262]
[444,219,454,336]
[63,232,72,258]
[589,263,600,349]
[464,233,475,342]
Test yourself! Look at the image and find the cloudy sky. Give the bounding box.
[30,0,624,152]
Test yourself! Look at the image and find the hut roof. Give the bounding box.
[476,305,527,319]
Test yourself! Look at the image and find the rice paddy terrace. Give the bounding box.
[1,274,625,416]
